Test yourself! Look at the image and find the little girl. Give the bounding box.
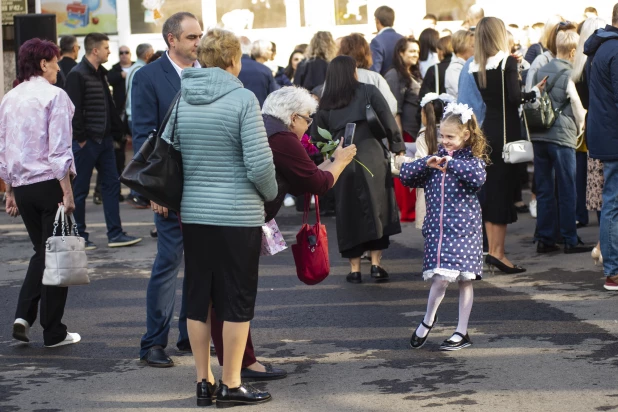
[399,103,488,351]
[414,93,453,230]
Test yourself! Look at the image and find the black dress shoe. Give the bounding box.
[177,341,192,353]
[410,315,438,349]
[537,242,561,254]
[197,379,217,407]
[215,381,271,408]
[440,332,472,351]
[93,193,102,205]
[565,244,594,254]
[241,363,287,381]
[140,346,174,367]
[346,272,362,284]
[150,228,158,238]
[370,265,389,281]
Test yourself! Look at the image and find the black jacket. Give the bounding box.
[293,58,329,92]
[418,55,451,101]
[56,57,77,90]
[65,57,123,143]
[108,61,133,116]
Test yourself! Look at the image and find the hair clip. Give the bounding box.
[443,102,474,124]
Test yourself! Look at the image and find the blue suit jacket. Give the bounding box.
[131,54,180,146]
[238,55,279,107]
[370,28,403,76]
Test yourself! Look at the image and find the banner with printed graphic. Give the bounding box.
[41,0,118,35]
[129,0,202,34]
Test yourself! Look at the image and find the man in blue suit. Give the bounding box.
[370,6,403,76]
[131,11,202,367]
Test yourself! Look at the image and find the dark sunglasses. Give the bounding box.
[119,51,130,55]
[556,21,572,32]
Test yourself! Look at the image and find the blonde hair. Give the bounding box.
[442,113,490,164]
[572,17,606,82]
[197,28,241,70]
[306,31,337,62]
[451,30,474,56]
[540,15,563,47]
[556,31,579,57]
[474,17,509,89]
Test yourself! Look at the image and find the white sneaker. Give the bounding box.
[283,196,295,207]
[13,318,30,342]
[529,199,537,218]
[45,332,81,348]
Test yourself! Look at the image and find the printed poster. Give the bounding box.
[41,0,118,35]
[129,0,202,35]
[1,0,28,25]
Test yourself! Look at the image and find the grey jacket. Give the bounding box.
[163,67,277,227]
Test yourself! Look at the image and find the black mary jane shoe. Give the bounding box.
[485,255,526,274]
[440,332,472,351]
[215,381,272,408]
[370,265,389,282]
[241,363,287,381]
[536,242,561,254]
[346,272,362,284]
[409,315,438,349]
[197,379,217,407]
[140,346,174,367]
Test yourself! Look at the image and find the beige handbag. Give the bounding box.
[501,58,534,164]
[43,206,90,287]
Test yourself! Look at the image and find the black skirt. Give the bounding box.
[182,224,262,323]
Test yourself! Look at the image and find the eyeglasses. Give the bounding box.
[296,114,313,126]
[556,21,572,32]
[119,51,130,55]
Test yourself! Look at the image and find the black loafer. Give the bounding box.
[410,315,438,349]
[215,381,272,408]
[564,244,594,254]
[241,363,287,381]
[370,265,389,281]
[197,379,217,407]
[537,242,561,254]
[177,341,192,353]
[440,332,472,351]
[140,346,174,367]
[346,272,362,284]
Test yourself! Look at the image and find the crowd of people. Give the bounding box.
[0,2,617,408]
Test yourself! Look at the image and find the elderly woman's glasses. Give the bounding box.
[296,114,313,126]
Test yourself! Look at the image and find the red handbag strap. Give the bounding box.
[302,194,320,225]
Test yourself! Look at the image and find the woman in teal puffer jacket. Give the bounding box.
[162,28,277,408]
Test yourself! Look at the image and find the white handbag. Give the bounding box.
[500,58,534,164]
[43,206,90,287]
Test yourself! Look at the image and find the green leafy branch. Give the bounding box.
[316,127,373,177]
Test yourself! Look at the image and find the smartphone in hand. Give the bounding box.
[343,123,356,148]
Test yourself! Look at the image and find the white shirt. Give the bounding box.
[166,51,200,78]
[419,52,439,79]
[357,68,398,116]
[445,56,466,98]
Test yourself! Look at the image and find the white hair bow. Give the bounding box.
[443,102,474,124]
[420,92,456,108]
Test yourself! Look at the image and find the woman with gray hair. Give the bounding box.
[262,86,357,220]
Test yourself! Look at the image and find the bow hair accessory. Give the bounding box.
[443,102,474,124]
[420,92,457,108]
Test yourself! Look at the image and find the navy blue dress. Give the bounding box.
[400,146,487,282]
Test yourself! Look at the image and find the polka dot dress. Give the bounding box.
[399,146,487,282]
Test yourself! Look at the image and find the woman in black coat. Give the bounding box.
[312,56,406,284]
[294,31,336,92]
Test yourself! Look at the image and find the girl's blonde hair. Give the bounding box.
[306,31,337,62]
[572,17,606,82]
[474,17,509,89]
[197,28,241,70]
[441,113,491,164]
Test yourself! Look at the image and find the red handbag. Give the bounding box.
[292,195,330,285]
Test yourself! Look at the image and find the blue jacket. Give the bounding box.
[163,68,277,227]
[584,25,618,161]
[238,55,279,107]
[457,57,486,126]
[130,53,180,146]
[370,28,403,75]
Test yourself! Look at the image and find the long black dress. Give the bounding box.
[473,56,536,224]
[312,84,406,256]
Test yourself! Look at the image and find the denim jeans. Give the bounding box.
[533,142,578,246]
[576,151,589,225]
[140,211,189,357]
[72,138,123,241]
[601,160,618,277]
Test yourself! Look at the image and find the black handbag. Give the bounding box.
[363,84,386,138]
[120,91,183,211]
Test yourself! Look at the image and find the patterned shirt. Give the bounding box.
[0,76,76,187]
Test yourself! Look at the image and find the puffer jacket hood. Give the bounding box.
[181,67,243,105]
[584,25,618,57]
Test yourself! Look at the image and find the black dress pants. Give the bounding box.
[12,180,69,346]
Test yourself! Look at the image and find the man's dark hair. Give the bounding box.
[136,43,153,60]
[423,14,438,24]
[374,6,395,27]
[613,4,618,25]
[162,12,197,47]
[84,33,109,54]
[59,35,77,54]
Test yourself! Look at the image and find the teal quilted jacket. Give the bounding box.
[162,67,277,227]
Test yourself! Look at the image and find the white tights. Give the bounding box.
[416,278,474,340]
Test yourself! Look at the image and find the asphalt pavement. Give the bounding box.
[1,187,617,412]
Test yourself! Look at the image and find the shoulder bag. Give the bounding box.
[120,91,184,211]
[43,206,90,287]
[292,195,330,285]
[523,68,570,130]
[501,58,534,164]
